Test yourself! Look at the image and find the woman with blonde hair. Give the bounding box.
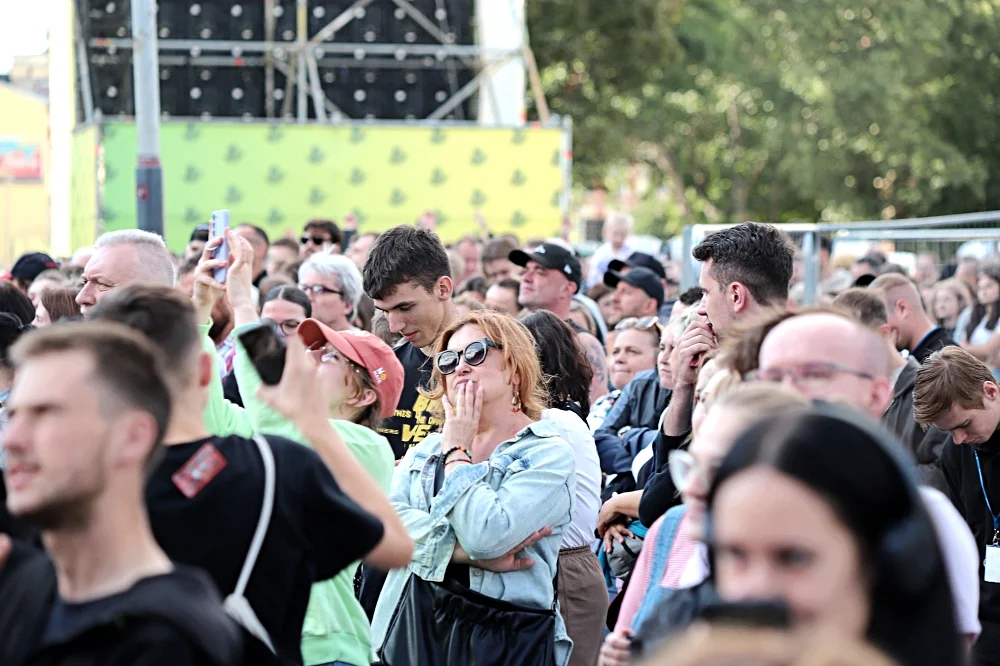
[931,278,972,338]
[372,310,576,666]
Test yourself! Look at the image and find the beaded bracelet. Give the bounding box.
[442,446,473,463]
[444,458,473,467]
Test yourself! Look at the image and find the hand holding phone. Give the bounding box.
[210,209,231,284]
[239,322,287,386]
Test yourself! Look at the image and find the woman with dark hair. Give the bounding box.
[0,283,35,329]
[456,275,489,303]
[707,404,962,666]
[33,287,82,327]
[521,310,604,666]
[260,284,312,339]
[956,264,1000,351]
[0,292,35,542]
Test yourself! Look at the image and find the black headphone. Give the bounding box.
[704,401,940,599]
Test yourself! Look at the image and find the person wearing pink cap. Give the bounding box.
[195,231,407,666]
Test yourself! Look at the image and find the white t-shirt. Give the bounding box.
[543,408,602,549]
[920,486,982,638]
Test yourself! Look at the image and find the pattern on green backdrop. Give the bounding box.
[98,122,566,254]
[70,124,99,251]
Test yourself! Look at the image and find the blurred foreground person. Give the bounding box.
[637,627,899,666]
[708,405,962,666]
[92,285,401,665]
[372,311,576,666]
[0,322,242,666]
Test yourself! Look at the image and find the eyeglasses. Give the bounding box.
[435,338,502,376]
[261,317,301,337]
[744,362,874,385]
[668,449,718,494]
[299,284,343,298]
[614,316,663,335]
[301,235,330,246]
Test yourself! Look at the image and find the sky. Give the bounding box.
[0,0,50,73]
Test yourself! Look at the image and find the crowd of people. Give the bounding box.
[0,213,999,666]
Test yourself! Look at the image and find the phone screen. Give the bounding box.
[238,323,286,385]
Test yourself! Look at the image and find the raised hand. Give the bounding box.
[256,332,328,430]
[192,236,228,324]
[440,382,483,456]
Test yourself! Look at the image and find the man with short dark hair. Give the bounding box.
[481,237,519,284]
[871,272,957,363]
[0,322,242,665]
[91,284,400,664]
[300,220,342,258]
[692,221,794,338]
[485,278,520,316]
[605,267,663,323]
[266,238,300,276]
[363,225,456,457]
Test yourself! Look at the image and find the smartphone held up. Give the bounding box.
[210,209,231,283]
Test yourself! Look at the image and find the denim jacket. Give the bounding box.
[370,420,577,666]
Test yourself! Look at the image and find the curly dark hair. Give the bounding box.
[519,310,593,415]
[693,222,794,307]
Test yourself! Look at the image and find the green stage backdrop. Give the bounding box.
[91,121,567,253]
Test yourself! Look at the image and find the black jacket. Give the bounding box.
[594,369,672,474]
[942,436,1000,663]
[0,547,242,666]
[881,358,948,492]
[910,326,957,364]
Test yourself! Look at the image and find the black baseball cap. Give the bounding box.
[608,251,667,280]
[509,243,582,287]
[4,252,58,282]
[604,267,665,307]
[190,224,210,242]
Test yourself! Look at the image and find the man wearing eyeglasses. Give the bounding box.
[300,220,342,258]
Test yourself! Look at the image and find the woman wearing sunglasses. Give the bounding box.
[599,382,808,666]
[194,232,410,666]
[371,310,577,666]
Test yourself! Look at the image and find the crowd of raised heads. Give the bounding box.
[0,213,998,666]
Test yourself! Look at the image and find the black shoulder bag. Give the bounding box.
[378,454,558,666]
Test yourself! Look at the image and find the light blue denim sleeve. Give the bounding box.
[388,440,463,581]
[431,436,575,561]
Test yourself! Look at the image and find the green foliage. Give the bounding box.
[528,0,1000,233]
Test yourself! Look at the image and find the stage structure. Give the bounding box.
[66,1,571,252]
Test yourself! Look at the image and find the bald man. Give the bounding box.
[870,273,957,363]
[753,309,982,648]
[756,311,894,415]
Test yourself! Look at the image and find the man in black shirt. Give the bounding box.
[362,225,457,459]
[915,347,1000,665]
[91,283,410,664]
[0,322,242,666]
[871,272,957,364]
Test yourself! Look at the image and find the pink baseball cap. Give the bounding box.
[297,319,404,420]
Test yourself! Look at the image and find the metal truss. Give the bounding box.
[79,0,550,123]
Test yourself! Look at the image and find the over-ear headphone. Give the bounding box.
[704,401,940,599]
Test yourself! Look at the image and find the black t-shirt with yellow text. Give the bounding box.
[378,341,442,459]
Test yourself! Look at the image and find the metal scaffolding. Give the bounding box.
[78,0,551,124]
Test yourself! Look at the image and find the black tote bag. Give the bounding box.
[378,455,558,666]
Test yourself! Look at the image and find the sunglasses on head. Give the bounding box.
[614,316,662,334]
[301,235,329,246]
[435,338,502,376]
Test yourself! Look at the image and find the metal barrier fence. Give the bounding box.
[680,211,1000,306]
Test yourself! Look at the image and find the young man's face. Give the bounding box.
[933,387,1000,446]
[374,279,451,349]
[483,258,517,285]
